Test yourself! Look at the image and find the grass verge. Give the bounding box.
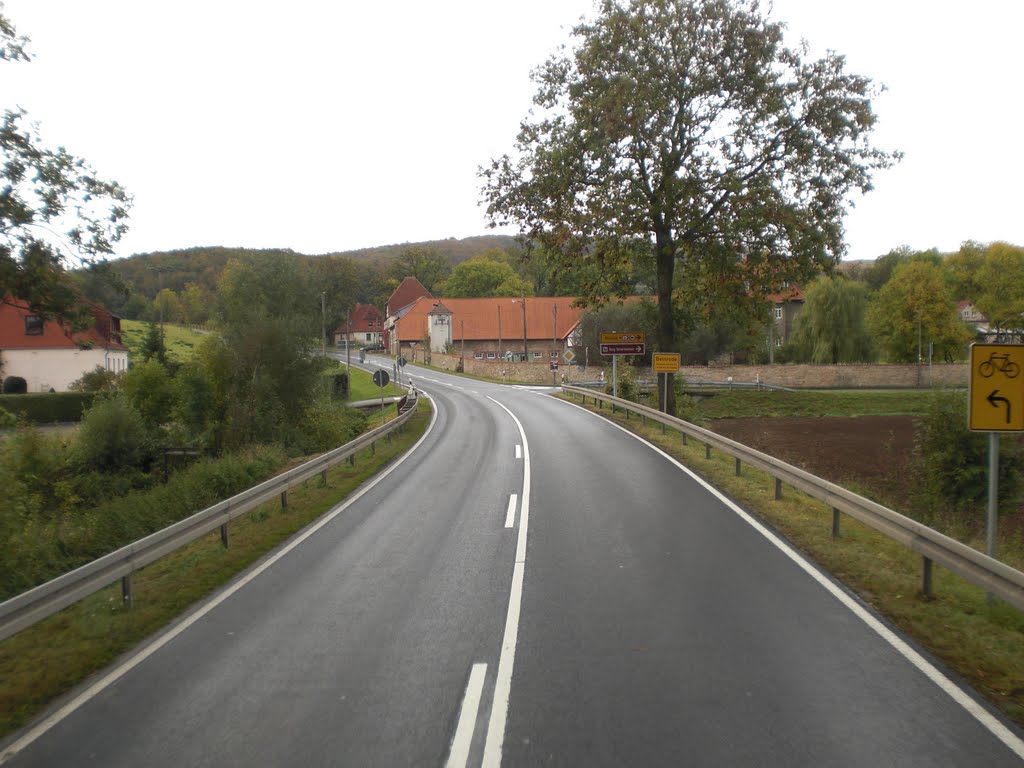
[0,401,432,740]
[120,320,208,363]
[687,388,940,420]
[561,393,1024,728]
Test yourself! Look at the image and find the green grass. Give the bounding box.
[0,402,432,739]
[347,365,407,401]
[562,392,1024,727]
[120,320,208,363]
[688,388,941,420]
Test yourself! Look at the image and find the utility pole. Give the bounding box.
[461,319,465,365]
[317,290,325,358]
[497,305,502,355]
[521,291,528,361]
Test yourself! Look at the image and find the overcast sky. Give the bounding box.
[4,0,1022,262]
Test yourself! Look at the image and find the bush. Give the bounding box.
[909,389,1023,525]
[0,392,95,422]
[606,365,639,402]
[2,376,27,394]
[68,366,120,393]
[0,406,15,428]
[290,398,367,456]
[71,395,155,473]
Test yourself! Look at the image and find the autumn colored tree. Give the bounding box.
[866,260,973,362]
[441,256,533,298]
[481,0,899,412]
[974,242,1024,336]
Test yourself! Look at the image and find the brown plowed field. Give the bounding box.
[708,415,917,503]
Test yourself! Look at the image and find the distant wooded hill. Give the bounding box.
[103,235,522,301]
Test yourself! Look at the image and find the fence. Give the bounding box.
[0,392,421,643]
[561,385,1024,612]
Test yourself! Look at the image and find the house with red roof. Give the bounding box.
[766,282,805,350]
[333,303,385,348]
[0,297,129,392]
[390,295,585,364]
[383,277,433,352]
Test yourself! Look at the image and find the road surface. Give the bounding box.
[4,357,1022,766]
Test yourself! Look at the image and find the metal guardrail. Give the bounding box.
[0,393,421,643]
[562,385,1024,612]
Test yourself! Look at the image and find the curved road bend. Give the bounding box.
[3,357,1022,766]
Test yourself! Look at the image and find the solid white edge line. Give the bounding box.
[446,663,488,768]
[0,396,440,765]
[504,494,518,529]
[556,395,1024,760]
[482,396,531,767]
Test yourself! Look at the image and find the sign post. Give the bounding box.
[600,332,646,399]
[968,343,1024,566]
[652,353,681,413]
[373,368,390,427]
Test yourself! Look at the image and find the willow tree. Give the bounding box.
[481,0,898,411]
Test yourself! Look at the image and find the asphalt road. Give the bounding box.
[4,358,1023,766]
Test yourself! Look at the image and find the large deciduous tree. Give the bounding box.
[441,255,533,298]
[974,242,1024,336]
[481,0,898,411]
[866,260,973,362]
[1,9,131,321]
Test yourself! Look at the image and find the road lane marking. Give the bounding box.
[560,397,1024,761]
[483,397,531,766]
[0,397,441,764]
[446,663,488,768]
[504,494,518,528]
[515,445,522,460]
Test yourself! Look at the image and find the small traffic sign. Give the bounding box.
[969,343,1024,432]
[372,369,390,388]
[652,353,680,373]
[562,349,576,364]
[601,332,645,345]
[600,343,645,355]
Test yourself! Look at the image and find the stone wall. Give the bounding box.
[403,347,968,388]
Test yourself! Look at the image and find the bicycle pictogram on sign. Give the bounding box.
[978,351,1020,379]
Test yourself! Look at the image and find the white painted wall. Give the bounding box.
[1,348,129,392]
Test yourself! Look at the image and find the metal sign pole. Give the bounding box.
[987,432,999,559]
[612,354,618,398]
[662,372,668,413]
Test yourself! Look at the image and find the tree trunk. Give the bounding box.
[655,228,676,414]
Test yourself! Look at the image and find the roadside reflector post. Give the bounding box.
[922,556,934,600]
[122,575,133,608]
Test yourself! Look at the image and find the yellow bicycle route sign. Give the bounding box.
[968,343,1024,432]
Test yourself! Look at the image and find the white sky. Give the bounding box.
[4,0,1023,262]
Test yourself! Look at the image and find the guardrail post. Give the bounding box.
[705,444,711,460]
[735,457,741,476]
[682,432,687,446]
[280,490,288,509]
[832,508,841,538]
[641,414,646,426]
[661,421,666,435]
[922,556,933,599]
[774,478,782,500]
[122,575,133,608]
[320,469,328,486]
[220,523,230,548]
[349,454,356,466]
[372,441,376,456]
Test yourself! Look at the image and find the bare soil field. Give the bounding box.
[709,415,917,504]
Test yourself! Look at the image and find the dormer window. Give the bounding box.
[24,315,43,336]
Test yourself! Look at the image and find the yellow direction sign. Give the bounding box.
[969,343,1024,432]
[652,353,681,373]
[600,332,645,344]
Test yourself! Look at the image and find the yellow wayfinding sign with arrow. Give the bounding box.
[969,343,1024,432]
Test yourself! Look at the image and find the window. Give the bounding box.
[366,333,372,341]
[532,351,542,360]
[474,352,484,359]
[550,351,558,359]
[774,306,783,320]
[487,352,496,359]
[24,315,43,336]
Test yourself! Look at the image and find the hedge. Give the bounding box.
[0,392,96,423]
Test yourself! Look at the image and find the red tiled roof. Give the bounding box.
[334,303,384,334]
[393,296,585,343]
[386,277,433,317]
[0,297,127,351]
[767,283,805,303]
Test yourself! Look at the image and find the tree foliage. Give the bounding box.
[787,276,873,363]
[481,0,899,411]
[866,260,972,362]
[385,246,452,294]
[0,9,132,320]
[975,242,1024,334]
[441,255,533,298]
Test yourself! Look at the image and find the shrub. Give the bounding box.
[68,366,119,393]
[909,389,1023,525]
[290,398,367,456]
[3,376,27,394]
[71,395,154,473]
[0,406,15,428]
[0,392,95,422]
